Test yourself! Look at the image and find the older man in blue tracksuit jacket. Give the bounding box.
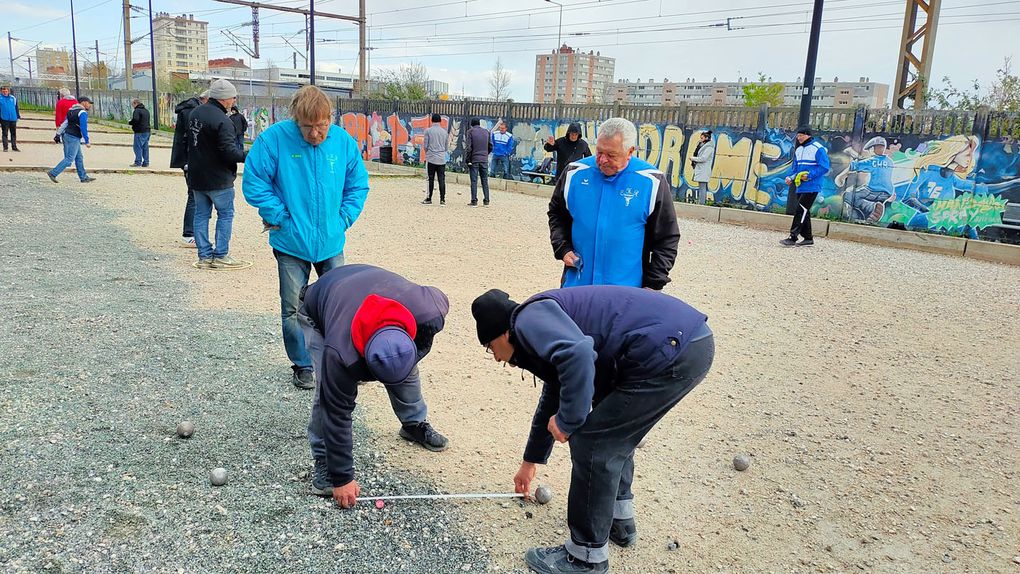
[243,85,370,390]
[472,286,715,574]
[781,126,830,246]
[548,118,680,289]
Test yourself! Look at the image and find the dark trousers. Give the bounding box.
[565,335,715,564]
[427,162,446,201]
[182,175,196,238]
[789,192,819,240]
[469,162,489,203]
[1,120,16,149]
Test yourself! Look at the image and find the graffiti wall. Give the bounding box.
[337,112,1019,244]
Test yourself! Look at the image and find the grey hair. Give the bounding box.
[59,87,71,97]
[597,117,637,148]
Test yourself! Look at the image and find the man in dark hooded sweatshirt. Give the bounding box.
[471,286,715,574]
[544,123,591,183]
[299,264,451,508]
[170,90,207,247]
[464,117,493,206]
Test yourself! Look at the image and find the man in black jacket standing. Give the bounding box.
[129,98,151,167]
[464,118,492,206]
[170,90,207,248]
[544,123,591,184]
[187,79,246,269]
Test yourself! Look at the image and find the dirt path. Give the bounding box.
[49,171,1020,573]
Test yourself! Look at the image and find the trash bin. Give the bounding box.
[379,145,393,164]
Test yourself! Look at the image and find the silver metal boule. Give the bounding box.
[210,467,228,486]
[733,454,751,472]
[176,421,195,438]
[534,485,553,505]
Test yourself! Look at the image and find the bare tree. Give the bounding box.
[489,58,512,101]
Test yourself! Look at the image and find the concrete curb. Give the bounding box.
[963,239,1020,266]
[0,166,183,176]
[15,139,172,149]
[826,221,967,257]
[676,203,721,222]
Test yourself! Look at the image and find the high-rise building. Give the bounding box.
[611,77,890,108]
[534,45,615,104]
[35,48,72,75]
[152,13,209,78]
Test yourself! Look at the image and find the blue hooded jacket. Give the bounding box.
[243,120,370,263]
[0,93,19,122]
[791,137,830,193]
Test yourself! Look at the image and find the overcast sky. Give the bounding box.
[3,0,1016,105]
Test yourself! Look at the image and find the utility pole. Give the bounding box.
[94,39,101,90]
[123,0,133,90]
[308,0,315,85]
[358,0,365,96]
[796,0,824,129]
[70,0,81,97]
[27,57,33,85]
[7,32,14,82]
[147,0,158,128]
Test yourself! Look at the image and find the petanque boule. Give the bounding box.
[534,485,554,505]
[176,421,195,439]
[733,454,751,471]
[209,467,228,486]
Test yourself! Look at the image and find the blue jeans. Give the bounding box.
[492,155,512,180]
[49,137,87,181]
[193,187,235,260]
[564,334,715,564]
[300,312,428,461]
[132,132,150,165]
[469,162,490,202]
[274,249,345,370]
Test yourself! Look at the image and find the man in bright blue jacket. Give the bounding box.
[243,85,370,390]
[547,117,680,289]
[0,85,21,152]
[781,126,830,247]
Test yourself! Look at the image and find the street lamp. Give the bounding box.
[545,0,562,102]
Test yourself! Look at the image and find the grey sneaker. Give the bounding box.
[609,517,638,547]
[399,421,449,452]
[524,546,608,574]
[211,255,245,269]
[309,457,333,497]
[779,237,797,247]
[292,368,315,390]
[47,173,59,183]
[796,238,814,247]
[196,258,213,269]
[81,176,96,183]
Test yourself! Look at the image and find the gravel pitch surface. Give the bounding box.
[0,174,493,574]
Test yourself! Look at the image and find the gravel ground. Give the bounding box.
[0,173,493,574]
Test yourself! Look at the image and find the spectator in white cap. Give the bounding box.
[186,79,247,269]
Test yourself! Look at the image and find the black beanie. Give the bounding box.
[431,113,442,123]
[796,125,812,136]
[471,289,519,345]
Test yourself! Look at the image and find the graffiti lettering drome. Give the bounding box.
[339,112,1019,243]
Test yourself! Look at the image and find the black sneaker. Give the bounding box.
[11,147,19,152]
[524,546,608,574]
[81,176,96,183]
[609,517,638,547]
[309,457,333,497]
[399,421,448,452]
[779,237,797,247]
[483,200,490,206]
[439,199,446,205]
[292,368,315,390]
[797,239,814,247]
[468,201,478,207]
[421,198,433,205]
[47,173,59,183]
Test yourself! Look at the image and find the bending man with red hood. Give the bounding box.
[298,264,450,508]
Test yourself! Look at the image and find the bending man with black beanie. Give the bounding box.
[471,286,715,574]
[300,264,450,508]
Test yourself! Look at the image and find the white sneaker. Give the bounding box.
[181,236,197,248]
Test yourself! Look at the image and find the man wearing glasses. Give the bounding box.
[243,85,370,391]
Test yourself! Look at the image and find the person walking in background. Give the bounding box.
[129,98,151,167]
[170,90,208,248]
[781,126,830,247]
[243,85,369,391]
[548,117,679,290]
[422,113,448,205]
[230,105,248,152]
[543,123,591,183]
[464,118,492,207]
[491,121,515,180]
[187,79,246,269]
[47,96,95,183]
[0,86,20,152]
[690,130,715,204]
[55,88,77,128]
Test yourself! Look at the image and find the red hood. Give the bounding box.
[351,294,418,355]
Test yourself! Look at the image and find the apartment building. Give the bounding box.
[611,77,890,108]
[152,13,209,78]
[534,45,615,104]
[35,48,72,75]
